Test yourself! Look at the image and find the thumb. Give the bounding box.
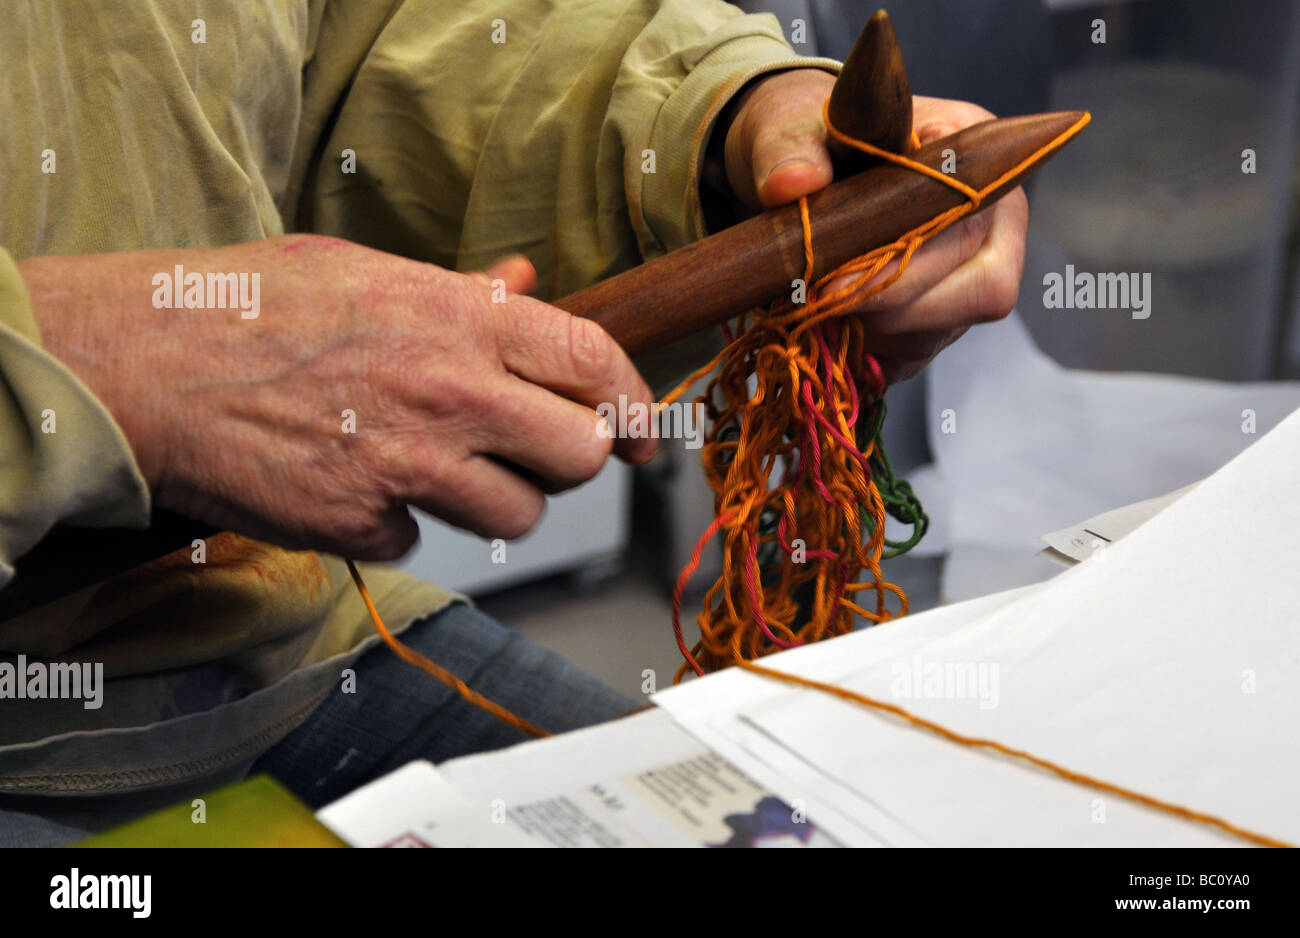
[726,71,835,212]
[753,133,833,210]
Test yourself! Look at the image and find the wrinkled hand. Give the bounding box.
[20,237,655,560]
[723,69,1028,384]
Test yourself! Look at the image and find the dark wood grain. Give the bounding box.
[558,110,1087,355]
[827,9,913,169]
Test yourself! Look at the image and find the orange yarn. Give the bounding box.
[661,193,905,681]
[345,559,549,738]
[657,103,1089,681]
[737,658,1292,848]
[344,104,1288,848]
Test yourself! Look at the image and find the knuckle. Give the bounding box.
[367,430,438,497]
[464,378,512,429]
[423,371,479,421]
[566,314,617,386]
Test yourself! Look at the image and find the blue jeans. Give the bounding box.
[0,602,634,845]
[252,601,635,808]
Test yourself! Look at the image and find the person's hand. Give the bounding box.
[722,69,1028,384]
[19,236,655,560]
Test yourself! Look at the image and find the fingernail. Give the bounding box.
[762,157,817,185]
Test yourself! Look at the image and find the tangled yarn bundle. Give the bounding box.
[664,192,928,682]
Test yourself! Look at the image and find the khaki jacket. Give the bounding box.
[0,0,834,804]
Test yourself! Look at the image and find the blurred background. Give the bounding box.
[394,0,1300,700]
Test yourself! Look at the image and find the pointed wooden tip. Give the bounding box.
[827,9,913,159]
[975,109,1092,168]
[913,110,1091,202]
[1007,109,1091,140]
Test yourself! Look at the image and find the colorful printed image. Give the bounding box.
[710,795,840,848]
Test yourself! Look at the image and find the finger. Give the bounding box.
[850,191,1027,336]
[340,503,422,562]
[273,495,421,563]
[468,374,615,494]
[861,327,968,387]
[465,254,537,295]
[874,356,929,386]
[726,74,835,211]
[862,326,965,367]
[822,206,995,314]
[409,454,547,541]
[756,151,834,210]
[490,297,657,464]
[866,325,968,386]
[819,96,1002,314]
[910,95,996,145]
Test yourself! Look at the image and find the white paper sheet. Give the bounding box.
[320,709,854,847]
[318,406,1299,847]
[666,407,1300,846]
[317,760,537,848]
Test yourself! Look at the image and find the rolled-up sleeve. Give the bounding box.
[294,0,839,297]
[0,249,150,588]
[613,2,838,260]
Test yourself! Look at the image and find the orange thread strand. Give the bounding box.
[737,658,1292,849]
[665,109,1093,675]
[343,104,1286,850]
[665,104,1288,848]
[346,559,550,738]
